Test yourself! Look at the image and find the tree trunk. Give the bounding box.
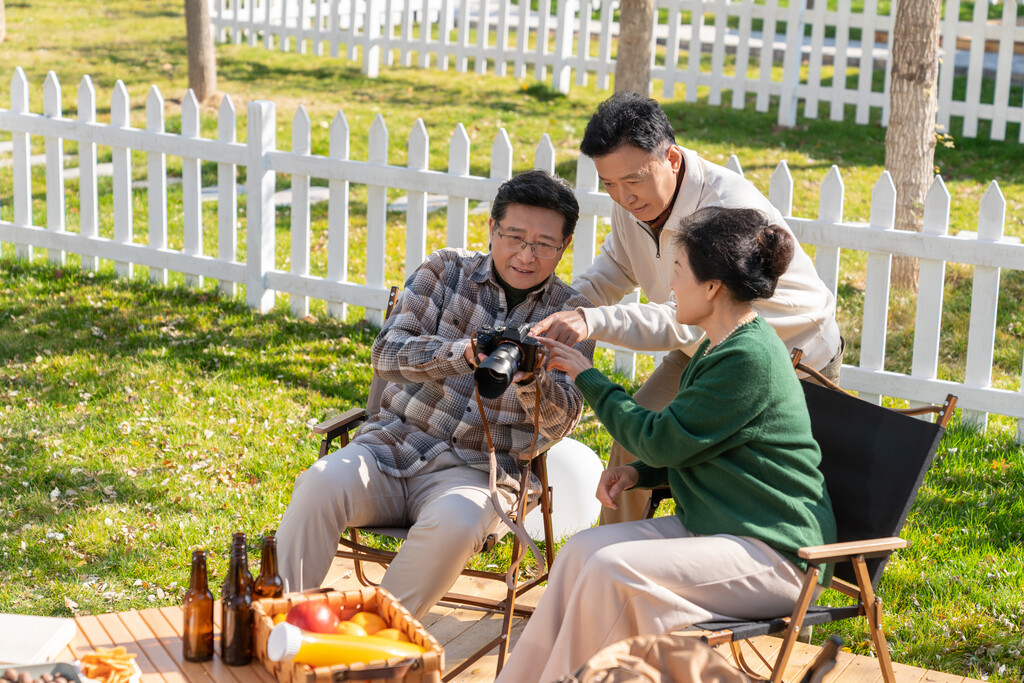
[884,0,941,291]
[614,0,655,93]
[184,0,217,103]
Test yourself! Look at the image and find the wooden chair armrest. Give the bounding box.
[312,407,367,438]
[798,536,907,563]
[517,437,562,462]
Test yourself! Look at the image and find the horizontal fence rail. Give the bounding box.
[209,0,1024,141]
[0,69,1021,440]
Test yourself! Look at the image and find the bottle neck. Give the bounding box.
[260,539,278,575]
[227,550,249,593]
[189,553,209,591]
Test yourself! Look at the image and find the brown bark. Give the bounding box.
[884,0,941,291]
[614,0,655,93]
[184,0,217,103]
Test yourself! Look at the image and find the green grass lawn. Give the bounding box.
[0,0,1023,680]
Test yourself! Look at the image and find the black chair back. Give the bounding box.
[802,381,947,587]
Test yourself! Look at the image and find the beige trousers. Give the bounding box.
[495,516,809,683]
[276,444,513,620]
[599,341,845,526]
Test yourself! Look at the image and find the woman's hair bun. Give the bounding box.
[758,225,794,281]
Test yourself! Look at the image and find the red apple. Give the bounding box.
[285,600,341,634]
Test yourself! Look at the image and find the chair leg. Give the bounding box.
[494,533,522,676]
[348,529,381,588]
[851,556,897,683]
[730,640,773,678]
[769,567,820,683]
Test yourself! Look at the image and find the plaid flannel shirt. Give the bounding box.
[355,248,595,489]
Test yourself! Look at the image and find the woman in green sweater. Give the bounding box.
[495,206,836,683]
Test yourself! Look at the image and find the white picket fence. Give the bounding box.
[208,0,1024,141]
[0,69,1022,439]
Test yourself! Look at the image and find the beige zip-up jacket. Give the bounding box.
[573,146,841,372]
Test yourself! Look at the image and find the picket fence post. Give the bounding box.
[183,90,204,289]
[406,118,430,284]
[962,182,1007,430]
[858,171,896,406]
[910,176,950,388]
[573,154,599,283]
[112,80,134,279]
[447,124,470,249]
[291,106,312,319]
[78,76,99,272]
[365,114,389,326]
[815,166,844,296]
[43,72,66,266]
[534,134,556,174]
[327,109,351,320]
[218,95,239,298]
[491,128,513,188]
[769,160,793,219]
[552,0,574,94]
[147,86,169,286]
[364,0,382,77]
[247,100,278,313]
[11,68,31,261]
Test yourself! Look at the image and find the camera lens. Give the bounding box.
[474,342,524,398]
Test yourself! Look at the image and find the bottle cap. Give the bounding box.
[266,622,303,662]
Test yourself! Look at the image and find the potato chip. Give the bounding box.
[79,647,138,683]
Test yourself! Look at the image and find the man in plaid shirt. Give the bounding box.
[278,170,595,619]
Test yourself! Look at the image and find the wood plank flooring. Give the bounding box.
[321,557,984,683]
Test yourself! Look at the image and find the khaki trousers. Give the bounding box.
[495,516,810,683]
[599,341,845,526]
[276,444,513,620]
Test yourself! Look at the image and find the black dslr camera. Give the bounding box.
[474,322,542,399]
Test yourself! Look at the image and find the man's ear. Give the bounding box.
[667,145,683,174]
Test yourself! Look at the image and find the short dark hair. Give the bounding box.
[580,92,677,159]
[490,169,579,239]
[673,207,794,302]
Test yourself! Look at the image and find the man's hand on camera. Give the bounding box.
[512,370,535,385]
[530,310,589,346]
[464,343,484,368]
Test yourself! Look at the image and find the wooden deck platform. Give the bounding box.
[56,556,982,683]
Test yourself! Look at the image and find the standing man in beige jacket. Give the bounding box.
[531,92,843,525]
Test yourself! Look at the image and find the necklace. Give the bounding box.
[703,312,757,357]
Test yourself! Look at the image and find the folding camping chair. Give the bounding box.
[647,348,957,682]
[308,286,559,681]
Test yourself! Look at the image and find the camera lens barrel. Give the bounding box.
[474,342,524,399]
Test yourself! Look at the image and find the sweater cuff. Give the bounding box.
[630,461,668,489]
[574,367,609,402]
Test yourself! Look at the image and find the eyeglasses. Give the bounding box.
[494,227,565,260]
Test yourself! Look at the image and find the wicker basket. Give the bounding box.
[253,587,444,683]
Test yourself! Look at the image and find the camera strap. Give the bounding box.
[470,335,548,590]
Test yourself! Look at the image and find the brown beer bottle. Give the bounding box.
[222,532,254,596]
[253,532,284,599]
[182,549,214,662]
[221,543,254,665]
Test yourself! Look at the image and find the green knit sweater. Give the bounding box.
[575,316,836,575]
